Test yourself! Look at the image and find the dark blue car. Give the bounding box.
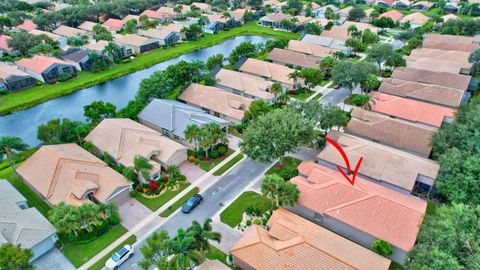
[181,194,203,213]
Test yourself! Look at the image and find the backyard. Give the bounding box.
[0,22,300,115]
[219,191,271,228]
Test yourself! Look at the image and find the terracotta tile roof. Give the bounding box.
[405,55,468,74]
[191,2,211,10]
[391,67,471,90]
[161,23,184,33]
[114,34,157,47]
[197,260,231,270]
[0,35,12,51]
[77,21,97,32]
[83,40,109,52]
[29,29,62,41]
[17,144,130,206]
[103,18,125,30]
[179,83,252,121]
[422,40,479,52]
[399,12,429,25]
[423,34,480,44]
[16,20,37,31]
[287,40,337,58]
[230,9,247,20]
[207,14,231,24]
[214,68,275,100]
[369,91,455,127]
[261,13,292,22]
[292,161,427,251]
[409,48,470,66]
[379,77,466,108]
[157,6,176,15]
[16,55,72,74]
[53,25,88,38]
[138,28,174,40]
[230,208,391,270]
[318,130,440,191]
[123,15,140,22]
[141,9,174,20]
[337,6,353,16]
[345,108,436,156]
[321,21,379,41]
[293,15,314,25]
[379,10,404,22]
[267,48,320,69]
[85,118,187,169]
[239,58,296,85]
[0,62,31,80]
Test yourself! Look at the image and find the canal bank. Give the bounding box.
[0,22,299,116]
[0,36,272,146]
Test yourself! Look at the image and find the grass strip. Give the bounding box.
[159,187,200,217]
[196,149,234,172]
[219,191,271,228]
[213,153,244,176]
[87,235,137,270]
[0,22,299,115]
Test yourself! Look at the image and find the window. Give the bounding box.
[62,67,71,74]
[314,213,324,223]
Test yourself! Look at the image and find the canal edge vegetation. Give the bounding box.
[0,22,300,116]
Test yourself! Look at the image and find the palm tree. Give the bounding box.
[261,174,282,210]
[0,136,28,179]
[184,124,201,152]
[139,231,171,270]
[169,228,204,270]
[167,165,181,180]
[197,16,210,28]
[133,155,153,182]
[49,203,81,236]
[187,219,221,252]
[270,82,283,96]
[288,69,301,85]
[78,203,102,233]
[102,41,121,63]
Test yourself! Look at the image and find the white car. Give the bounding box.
[105,244,134,270]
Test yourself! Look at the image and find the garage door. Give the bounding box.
[107,188,131,206]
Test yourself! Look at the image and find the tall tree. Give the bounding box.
[184,124,201,152]
[468,48,480,71]
[169,228,204,270]
[228,41,257,65]
[133,155,153,181]
[206,54,224,71]
[244,100,272,123]
[83,101,116,123]
[299,68,324,91]
[240,109,313,164]
[37,118,90,144]
[0,136,28,179]
[367,43,394,71]
[0,244,33,270]
[139,231,171,270]
[261,174,300,210]
[348,7,366,21]
[332,60,376,96]
[186,219,221,252]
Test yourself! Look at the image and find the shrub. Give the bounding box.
[234,124,247,133]
[196,148,205,158]
[253,219,261,225]
[187,149,195,157]
[188,155,195,162]
[264,212,272,220]
[149,180,159,191]
[217,145,227,155]
[278,166,299,180]
[245,206,255,215]
[54,240,63,249]
[372,239,394,256]
[246,220,252,226]
[208,150,219,159]
[262,219,268,226]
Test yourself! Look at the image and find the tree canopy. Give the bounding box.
[332,60,376,95]
[0,244,33,270]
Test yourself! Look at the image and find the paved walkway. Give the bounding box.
[79,149,242,270]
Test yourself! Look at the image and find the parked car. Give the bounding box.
[181,194,203,213]
[105,244,134,270]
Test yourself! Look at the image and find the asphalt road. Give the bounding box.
[119,157,271,269]
[319,87,351,105]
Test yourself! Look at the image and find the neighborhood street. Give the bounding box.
[119,157,271,269]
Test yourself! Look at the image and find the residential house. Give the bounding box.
[61,48,91,71]
[83,40,131,59]
[140,10,176,23]
[288,161,427,264]
[313,4,339,18]
[156,7,181,20]
[267,48,321,69]
[258,13,292,28]
[337,6,353,21]
[238,58,298,90]
[301,34,349,52]
[321,21,379,42]
[263,0,288,11]
[379,10,405,22]
[410,1,434,11]
[204,14,235,33]
[191,2,212,13]
[85,118,187,181]
[15,20,37,31]
[392,0,411,8]
[442,13,459,21]
[0,181,58,262]
[443,2,459,13]
[287,40,338,58]
[123,15,140,23]
[318,130,440,195]
[391,67,472,91]
[422,34,480,52]
[114,34,159,54]
[379,77,468,107]
[103,18,125,32]
[77,21,98,32]
[372,0,395,7]
[30,29,66,47]
[178,83,252,123]
[53,25,89,39]
[139,99,229,145]
[399,12,429,28]
[138,29,180,45]
[16,56,77,83]
[0,35,19,56]
[230,208,391,270]
[214,68,275,101]
[369,91,455,128]
[230,8,248,24]
[160,23,187,40]
[405,54,472,74]
[345,108,436,157]
[0,62,35,92]
[17,143,132,206]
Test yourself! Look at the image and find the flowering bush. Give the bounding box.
[188,155,196,162]
[148,180,159,191]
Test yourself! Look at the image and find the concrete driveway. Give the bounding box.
[180,161,205,184]
[118,198,162,238]
[32,248,75,270]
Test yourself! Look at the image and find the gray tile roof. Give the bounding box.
[62,48,89,63]
[301,34,348,51]
[139,99,228,139]
[0,181,56,249]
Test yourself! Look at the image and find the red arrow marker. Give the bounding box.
[325,137,364,185]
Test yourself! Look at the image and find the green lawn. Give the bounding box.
[88,235,137,270]
[0,22,300,116]
[288,89,316,101]
[213,153,244,176]
[134,183,190,211]
[62,225,128,268]
[0,165,51,217]
[219,191,271,228]
[196,149,234,172]
[205,245,242,270]
[265,156,302,176]
[159,187,200,217]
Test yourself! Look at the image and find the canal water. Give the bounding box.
[0,35,270,146]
